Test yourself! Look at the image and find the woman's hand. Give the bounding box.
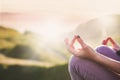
[102,37,120,51]
[64,35,97,60]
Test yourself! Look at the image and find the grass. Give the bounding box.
[0,63,70,80]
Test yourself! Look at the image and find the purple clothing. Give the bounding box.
[69,45,120,80]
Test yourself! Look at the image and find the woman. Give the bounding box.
[65,35,120,80]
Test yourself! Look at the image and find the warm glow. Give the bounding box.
[1,0,120,17]
[97,16,117,28]
[1,0,120,35]
[31,19,67,42]
[40,20,62,39]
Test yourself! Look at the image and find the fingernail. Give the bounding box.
[77,35,80,38]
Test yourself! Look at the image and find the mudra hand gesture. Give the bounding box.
[64,35,97,60]
[65,35,120,74]
[102,37,120,51]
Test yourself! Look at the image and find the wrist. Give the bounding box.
[91,54,102,64]
[89,52,99,61]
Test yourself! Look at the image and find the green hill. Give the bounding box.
[0,25,70,65]
[0,25,70,80]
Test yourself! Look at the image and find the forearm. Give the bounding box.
[93,52,120,74]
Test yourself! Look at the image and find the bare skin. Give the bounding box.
[65,35,120,74]
[102,37,120,51]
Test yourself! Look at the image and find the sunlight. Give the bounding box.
[97,16,117,28]
[35,19,66,43]
[97,16,117,38]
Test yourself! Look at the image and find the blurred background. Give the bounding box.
[0,0,120,80]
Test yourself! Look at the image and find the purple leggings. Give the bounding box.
[69,45,120,80]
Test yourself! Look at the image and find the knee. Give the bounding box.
[68,56,79,72]
[95,45,116,55]
[69,56,85,80]
[68,56,89,79]
[96,45,120,61]
[68,56,84,74]
[68,56,104,80]
[69,56,94,75]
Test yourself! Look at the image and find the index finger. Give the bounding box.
[77,37,87,48]
[107,37,115,44]
[70,35,77,47]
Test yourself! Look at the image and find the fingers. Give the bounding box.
[76,36,87,48]
[64,38,71,51]
[102,37,110,45]
[102,37,116,45]
[70,35,77,47]
[64,37,75,50]
[64,37,78,54]
[64,36,77,47]
[102,40,107,45]
[107,37,115,45]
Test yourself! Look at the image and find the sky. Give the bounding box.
[0,0,120,40]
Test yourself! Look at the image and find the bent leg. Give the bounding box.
[96,45,120,61]
[69,45,120,80]
[69,56,120,80]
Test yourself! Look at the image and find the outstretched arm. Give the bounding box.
[65,35,120,74]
